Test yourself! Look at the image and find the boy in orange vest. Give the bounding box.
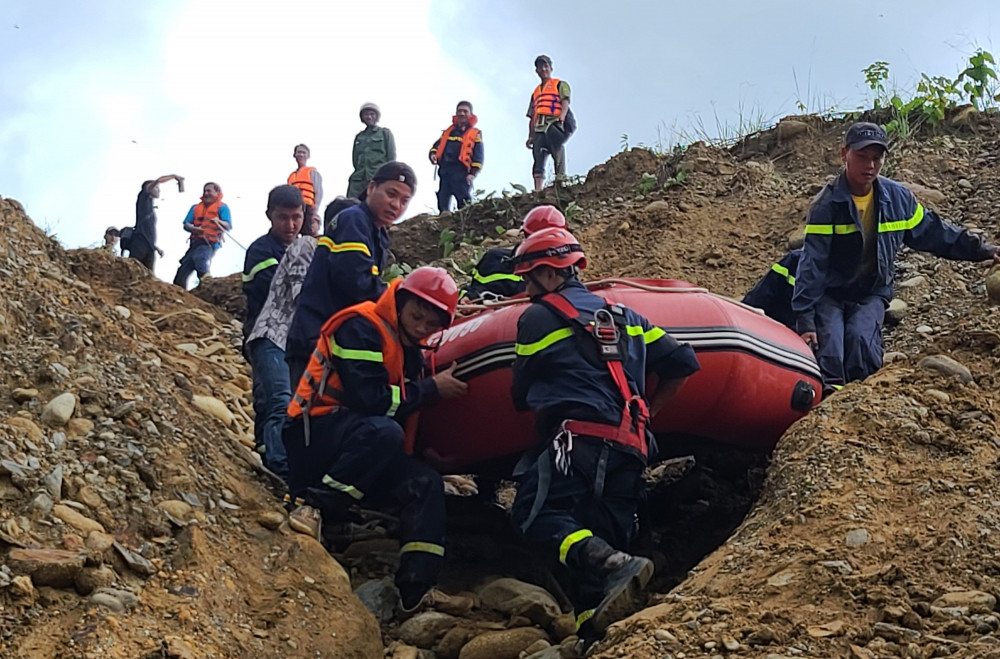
[429,101,484,212]
[526,55,571,191]
[288,144,323,222]
[173,182,232,289]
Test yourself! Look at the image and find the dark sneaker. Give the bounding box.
[589,555,654,633]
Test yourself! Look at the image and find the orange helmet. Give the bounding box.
[520,205,566,236]
[398,267,459,327]
[512,228,587,275]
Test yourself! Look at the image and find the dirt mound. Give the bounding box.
[0,198,381,658]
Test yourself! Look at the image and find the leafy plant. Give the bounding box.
[863,61,891,108]
[495,226,506,235]
[620,133,630,152]
[637,172,658,195]
[663,171,688,189]
[383,262,413,281]
[563,202,583,222]
[439,229,456,259]
[957,49,1000,109]
[510,183,528,194]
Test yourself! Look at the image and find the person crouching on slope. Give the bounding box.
[508,228,700,644]
[282,267,468,613]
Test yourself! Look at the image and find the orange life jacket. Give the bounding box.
[434,117,481,171]
[289,279,406,421]
[288,166,316,206]
[191,194,225,245]
[532,78,563,120]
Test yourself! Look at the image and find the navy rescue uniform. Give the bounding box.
[464,246,525,301]
[285,202,389,387]
[793,172,995,387]
[741,249,801,330]
[509,279,699,629]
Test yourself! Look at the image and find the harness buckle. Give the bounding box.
[553,421,574,476]
[592,308,621,361]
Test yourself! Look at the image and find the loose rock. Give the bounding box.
[41,392,76,426]
[917,354,974,384]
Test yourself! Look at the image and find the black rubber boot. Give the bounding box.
[572,537,654,640]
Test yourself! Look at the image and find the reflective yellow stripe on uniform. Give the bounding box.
[626,325,667,344]
[386,385,401,416]
[318,236,372,256]
[371,265,380,275]
[558,529,593,565]
[400,541,445,556]
[515,327,574,356]
[242,258,279,283]
[321,474,364,500]
[330,339,383,362]
[473,269,522,284]
[771,263,796,286]
[804,223,860,235]
[576,608,595,630]
[879,203,924,233]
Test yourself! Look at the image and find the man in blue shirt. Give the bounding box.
[174,182,232,289]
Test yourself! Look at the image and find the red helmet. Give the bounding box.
[398,267,459,327]
[512,228,587,275]
[521,205,566,236]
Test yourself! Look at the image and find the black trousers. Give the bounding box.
[437,170,472,212]
[283,412,445,589]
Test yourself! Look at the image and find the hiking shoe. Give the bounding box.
[589,554,654,633]
[397,587,475,619]
[288,505,322,540]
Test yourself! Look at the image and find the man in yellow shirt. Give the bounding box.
[792,122,1000,392]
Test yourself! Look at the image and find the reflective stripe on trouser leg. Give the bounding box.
[321,474,364,500]
[400,541,445,557]
[558,529,593,565]
[576,608,595,631]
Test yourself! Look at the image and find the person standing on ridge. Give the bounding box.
[173,182,232,289]
[130,174,183,271]
[102,227,120,254]
[286,161,416,388]
[348,103,396,199]
[282,267,468,615]
[793,121,1000,393]
[288,144,323,223]
[527,55,571,191]
[429,101,484,212]
[462,205,566,303]
[508,227,699,643]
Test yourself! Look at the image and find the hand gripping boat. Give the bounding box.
[416,279,821,476]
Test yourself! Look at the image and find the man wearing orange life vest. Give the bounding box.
[173,182,232,289]
[429,101,484,212]
[282,267,468,613]
[527,54,571,191]
[288,144,323,221]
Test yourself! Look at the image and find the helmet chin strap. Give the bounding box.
[526,269,575,300]
[399,323,444,352]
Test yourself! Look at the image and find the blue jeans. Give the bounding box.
[248,338,290,482]
[173,242,215,288]
[814,294,886,387]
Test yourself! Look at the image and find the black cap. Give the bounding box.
[844,122,889,152]
[372,161,417,191]
[534,54,552,67]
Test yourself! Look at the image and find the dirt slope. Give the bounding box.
[0,198,381,659]
[8,108,1000,659]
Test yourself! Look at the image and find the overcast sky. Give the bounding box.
[1,1,996,283]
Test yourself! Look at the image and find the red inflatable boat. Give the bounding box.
[416,279,821,476]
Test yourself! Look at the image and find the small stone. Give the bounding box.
[720,634,740,651]
[75,565,117,595]
[354,578,398,623]
[898,275,927,289]
[457,627,548,659]
[75,485,104,509]
[41,392,76,427]
[11,388,39,403]
[114,305,131,319]
[932,591,996,614]
[644,200,672,214]
[8,547,85,588]
[884,351,908,364]
[53,504,106,534]
[917,355,974,384]
[11,575,37,602]
[257,511,285,530]
[191,395,234,427]
[819,560,853,575]
[398,611,459,649]
[915,325,934,334]
[654,629,678,643]
[42,465,63,500]
[478,577,561,627]
[901,182,947,206]
[89,591,125,613]
[29,492,54,514]
[957,178,973,190]
[846,528,870,547]
[85,531,115,552]
[874,621,921,641]
[777,119,810,141]
[112,541,156,577]
[6,417,44,443]
[807,620,845,638]
[985,265,1000,304]
[885,298,908,325]
[157,499,194,520]
[767,570,795,587]
[924,389,951,403]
